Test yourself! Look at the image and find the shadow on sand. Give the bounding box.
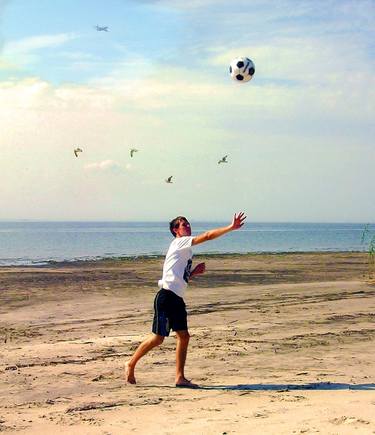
[198,382,375,391]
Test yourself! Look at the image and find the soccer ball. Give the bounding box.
[229,57,255,82]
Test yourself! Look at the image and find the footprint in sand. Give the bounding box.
[252,411,268,418]
[330,416,370,425]
[91,374,105,382]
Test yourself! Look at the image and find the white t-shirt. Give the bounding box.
[158,236,194,298]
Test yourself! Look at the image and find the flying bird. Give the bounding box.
[130,148,138,158]
[74,147,83,158]
[218,155,228,164]
[95,25,109,32]
[165,176,173,184]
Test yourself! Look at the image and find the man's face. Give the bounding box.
[174,219,191,237]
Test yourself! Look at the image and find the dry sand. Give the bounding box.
[0,252,374,434]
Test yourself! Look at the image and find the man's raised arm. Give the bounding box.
[192,212,246,246]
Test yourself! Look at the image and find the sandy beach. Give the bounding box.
[1,252,374,434]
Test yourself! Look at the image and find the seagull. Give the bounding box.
[218,155,228,164]
[95,25,109,32]
[74,147,83,158]
[130,148,138,158]
[165,176,173,184]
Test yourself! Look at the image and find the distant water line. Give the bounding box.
[0,221,373,266]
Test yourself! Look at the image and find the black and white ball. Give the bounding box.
[229,57,255,83]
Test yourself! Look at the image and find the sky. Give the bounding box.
[0,0,374,222]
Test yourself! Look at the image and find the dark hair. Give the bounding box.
[169,216,188,237]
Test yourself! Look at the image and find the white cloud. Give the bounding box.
[0,78,118,111]
[1,50,373,130]
[1,32,79,69]
[84,160,127,172]
[4,33,78,54]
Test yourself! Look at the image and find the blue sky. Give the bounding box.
[0,0,374,222]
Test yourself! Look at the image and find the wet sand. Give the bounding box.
[1,253,374,434]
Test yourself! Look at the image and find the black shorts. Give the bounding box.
[152,289,188,337]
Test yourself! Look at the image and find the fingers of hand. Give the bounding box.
[232,212,246,229]
[234,212,246,220]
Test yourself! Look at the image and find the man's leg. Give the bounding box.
[125,333,164,384]
[175,330,197,387]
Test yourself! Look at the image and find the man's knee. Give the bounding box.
[152,334,165,346]
[176,330,190,343]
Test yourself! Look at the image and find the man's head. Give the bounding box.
[169,216,191,238]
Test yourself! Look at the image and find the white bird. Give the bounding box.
[130,148,138,158]
[165,176,173,184]
[218,155,228,164]
[74,147,83,157]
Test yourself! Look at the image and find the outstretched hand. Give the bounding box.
[230,212,246,230]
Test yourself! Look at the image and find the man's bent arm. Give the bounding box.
[192,212,246,246]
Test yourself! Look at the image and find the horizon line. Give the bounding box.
[0,219,374,225]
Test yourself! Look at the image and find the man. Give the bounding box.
[125,212,246,388]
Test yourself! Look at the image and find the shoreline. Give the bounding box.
[0,249,370,269]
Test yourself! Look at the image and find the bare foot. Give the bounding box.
[125,361,136,384]
[175,377,199,389]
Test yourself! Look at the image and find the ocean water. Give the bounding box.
[0,221,373,266]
